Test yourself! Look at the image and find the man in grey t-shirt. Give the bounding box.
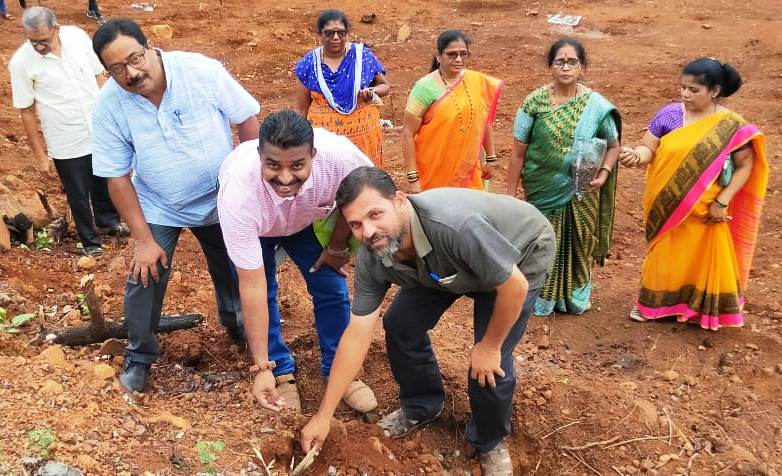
[300,167,555,475]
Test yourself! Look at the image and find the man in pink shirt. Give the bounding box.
[218,111,376,413]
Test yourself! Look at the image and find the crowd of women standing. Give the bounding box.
[294,9,768,332]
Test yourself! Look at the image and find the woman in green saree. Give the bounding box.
[506,38,621,316]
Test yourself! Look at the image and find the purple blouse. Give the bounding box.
[648,102,684,138]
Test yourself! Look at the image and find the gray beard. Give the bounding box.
[371,234,402,260]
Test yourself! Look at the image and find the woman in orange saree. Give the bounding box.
[620,58,768,330]
[402,30,502,192]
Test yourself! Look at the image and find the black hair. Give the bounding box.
[93,19,148,65]
[546,37,587,68]
[430,30,471,72]
[336,166,398,209]
[681,57,742,98]
[316,9,350,33]
[258,111,314,152]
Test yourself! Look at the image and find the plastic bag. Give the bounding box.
[571,137,607,199]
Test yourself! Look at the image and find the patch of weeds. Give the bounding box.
[28,428,55,458]
[75,293,90,316]
[0,308,34,334]
[195,440,224,474]
[34,229,54,251]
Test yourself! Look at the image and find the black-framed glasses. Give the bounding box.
[321,29,347,39]
[28,27,58,48]
[552,58,580,69]
[107,48,148,78]
[444,50,470,61]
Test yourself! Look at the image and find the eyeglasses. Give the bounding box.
[321,29,348,39]
[444,50,471,61]
[552,58,580,69]
[107,49,148,78]
[28,27,58,48]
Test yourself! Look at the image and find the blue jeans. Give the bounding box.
[260,225,350,377]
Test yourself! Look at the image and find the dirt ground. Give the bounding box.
[1,0,781,474]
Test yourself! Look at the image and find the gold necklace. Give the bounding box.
[546,84,583,154]
[439,69,474,133]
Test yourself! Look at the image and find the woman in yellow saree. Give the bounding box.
[402,30,502,191]
[620,58,768,330]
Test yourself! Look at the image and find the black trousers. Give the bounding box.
[53,155,119,248]
[383,286,539,453]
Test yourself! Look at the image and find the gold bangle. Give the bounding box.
[599,166,612,175]
[484,155,498,163]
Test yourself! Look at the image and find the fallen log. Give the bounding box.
[40,275,202,346]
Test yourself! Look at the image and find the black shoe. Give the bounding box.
[83,245,104,257]
[226,326,245,343]
[120,360,150,393]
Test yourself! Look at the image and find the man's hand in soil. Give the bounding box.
[253,370,285,411]
[469,340,505,388]
[36,153,52,175]
[131,238,168,288]
[301,413,330,453]
[310,248,349,277]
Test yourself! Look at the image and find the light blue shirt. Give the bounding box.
[92,50,260,227]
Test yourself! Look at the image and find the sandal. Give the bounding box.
[275,374,302,412]
[628,307,648,322]
[480,441,513,476]
[378,407,442,438]
[342,379,377,413]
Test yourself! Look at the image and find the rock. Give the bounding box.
[40,345,67,368]
[640,459,655,471]
[536,335,550,350]
[396,23,411,43]
[762,367,774,376]
[93,363,116,380]
[744,343,759,351]
[701,23,713,29]
[542,389,553,400]
[534,397,547,406]
[99,338,125,356]
[196,288,211,303]
[685,375,697,386]
[661,370,679,382]
[77,256,97,270]
[0,292,12,306]
[729,375,743,384]
[39,461,84,476]
[151,24,173,39]
[41,379,64,395]
[76,455,99,471]
[172,271,183,285]
[64,308,83,324]
[634,399,658,428]
[108,256,126,272]
[620,381,639,391]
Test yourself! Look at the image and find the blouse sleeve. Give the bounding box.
[405,79,437,119]
[513,108,534,144]
[597,114,619,144]
[294,53,313,87]
[647,103,681,139]
[363,47,386,77]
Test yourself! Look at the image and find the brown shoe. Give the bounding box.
[342,379,377,413]
[275,374,301,412]
[480,441,513,476]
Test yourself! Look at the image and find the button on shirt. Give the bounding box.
[9,25,104,160]
[217,128,373,270]
[351,189,556,316]
[91,50,260,227]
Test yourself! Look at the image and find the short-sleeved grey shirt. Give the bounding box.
[352,188,555,316]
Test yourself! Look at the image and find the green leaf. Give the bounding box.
[11,314,34,327]
[211,441,225,452]
[0,307,6,322]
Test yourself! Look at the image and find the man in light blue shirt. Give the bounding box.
[91,19,260,393]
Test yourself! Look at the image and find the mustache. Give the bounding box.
[127,74,147,87]
[271,178,302,187]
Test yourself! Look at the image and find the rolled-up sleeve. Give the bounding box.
[91,95,134,177]
[214,63,260,125]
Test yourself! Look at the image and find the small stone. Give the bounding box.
[534,397,547,406]
[99,338,125,356]
[542,389,553,400]
[744,343,759,351]
[40,345,67,368]
[661,370,680,382]
[196,288,211,303]
[536,335,550,350]
[108,256,126,272]
[0,292,12,306]
[77,256,97,270]
[76,455,99,471]
[702,23,712,29]
[685,375,697,386]
[172,271,183,285]
[729,375,743,384]
[93,363,115,380]
[620,381,638,391]
[640,459,655,471]
[38,461,83,476]
[41,379,64,395]
[762,367,774,376]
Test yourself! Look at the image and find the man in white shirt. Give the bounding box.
[9,6,125,256]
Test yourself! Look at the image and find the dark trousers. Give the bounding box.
[124,223,242,364]
[53,155,119,248]
[383,286,539,453]
[260,225,350,377]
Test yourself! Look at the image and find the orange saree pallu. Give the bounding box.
[307,92,383,167]
[415,70,502,191]
[637,111,768,330]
